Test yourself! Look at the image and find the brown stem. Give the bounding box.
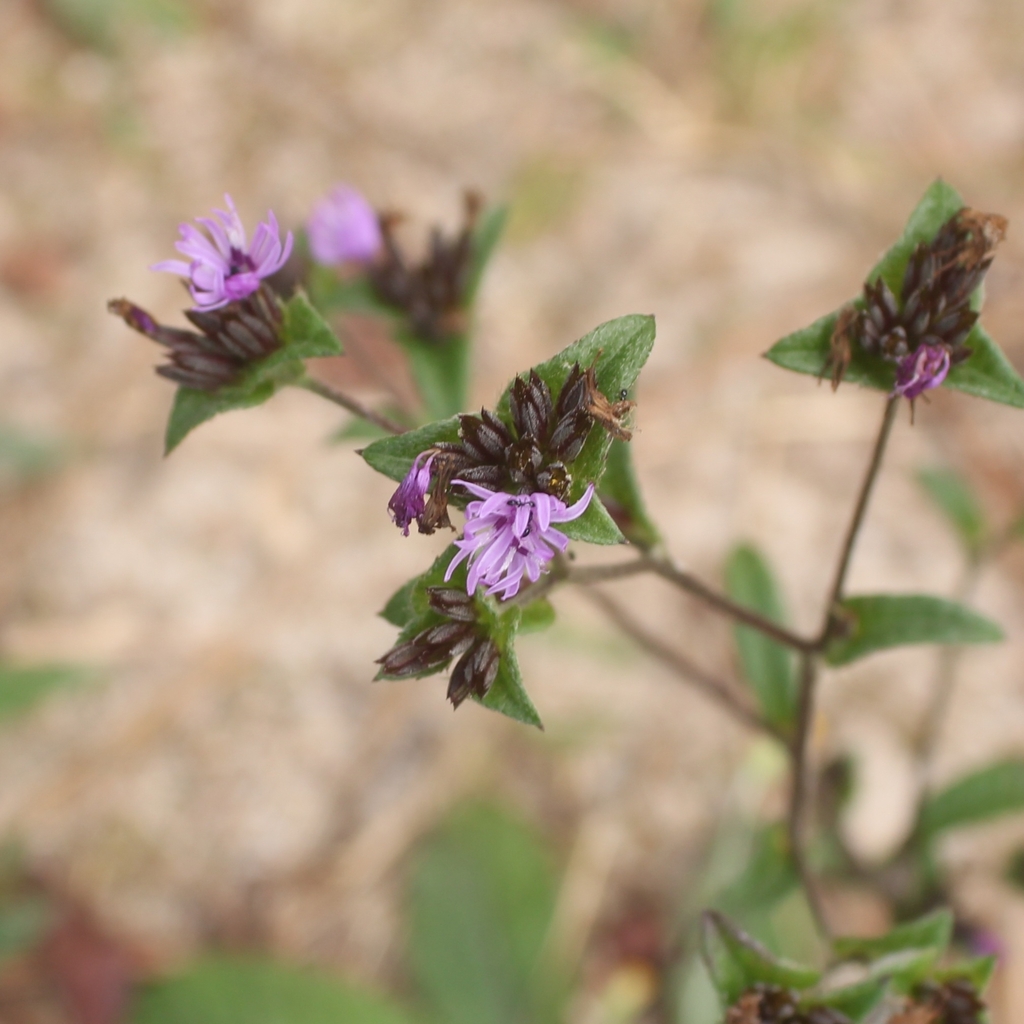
[646,557,817,653]
[583,588,785,743]
[817,397,899,643]
[788,653,830,938]
[299,376,406,435]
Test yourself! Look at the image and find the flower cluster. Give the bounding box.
[827,207,1006,402]
[109,285,283,390]
[367,191,481,343]
[725,985,851,1024]
[152,195,293,311]
[375,587,501,707]
[444,482,595,600]
[306,185,382,266]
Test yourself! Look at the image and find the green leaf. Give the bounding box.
[765,180,1024,409]
[833,909,953,960]
[865,947,939,993]
[0,664,90,721]
[920,760,1024,837]
[700,910,820,1007]
[380,578,418,628]
[598,438,661,551]
[806,978,888,1023]
[164,291,344,453]
[945,323,1024,409]
[477,606,542,728]
[724,545,797,731]
[917,467,986,556]
[518,598,556,634]
[132,957,418,1024]
[713,824,798,919]
[401,330,471,420]
[360,416,462,482]
[558,493,626,545]
[935,956,997,992]
[824,595,1003,667]
[465,205,508,303]
[409,803,562,1024]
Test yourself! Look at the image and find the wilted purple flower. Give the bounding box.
[445,481,595,600]
[892,343,951,401]
[307,185,382,266]
[151,194,293,311]
[389,452,436,536]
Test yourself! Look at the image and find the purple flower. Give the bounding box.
[306,185,382,266]
[445,482,595,600]
[389,452,436,536]
[151,194,294,311]
[892,343,951,401]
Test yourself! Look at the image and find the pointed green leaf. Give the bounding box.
[700,910,820,1007]
[360,416,462,482]
[165,381,275,453]
[477,605,542,728]
[824,594,1003,667]
[409,804,562,1024]
[559,493,625,545]
[916,467,986,556]
[921,760,1024,837]
[518,598,556,634]
[401,330,471,420]
[724,545,797,731]
[598,438,661,551]
[275,291,344,361]
[833,909,953,960]
[935,956,997,993]
[133,957,418,1024]
[765,180,1024,409]
[806,978,888,1022]
[380,578,418,628]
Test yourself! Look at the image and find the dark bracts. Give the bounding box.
[108,284,283,391]
[726,985,851,1024]
[375,588,500,708]
[368,191,481,343]
[826,207,1006,390]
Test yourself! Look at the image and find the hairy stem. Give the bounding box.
[818,397,899,643]
[299,375,406,435]
[583,588,784,742]
[788,653,830,938]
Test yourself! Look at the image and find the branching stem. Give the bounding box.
[299,375,406,435]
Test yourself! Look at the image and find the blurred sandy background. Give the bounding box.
[2,0,1024,1018]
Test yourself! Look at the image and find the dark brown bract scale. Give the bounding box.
[376,587,501,708]
[726,985,851,1024]
[435,362,627,502]
[829,207,1006,389]
[911,978,986,1024]
[368,191,481,343]
[108,285,283,391]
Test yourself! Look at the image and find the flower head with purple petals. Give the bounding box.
[307,185,382,266]
[152,194,294,311]
[389,452,436,536]
[444,482,595,601]
[892,343,951,401]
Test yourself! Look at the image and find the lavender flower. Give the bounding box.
[306,185,382,266]
[389,452,436,536]
[892,343,951,401]
[151,194,293,311]
[445,481,595,600]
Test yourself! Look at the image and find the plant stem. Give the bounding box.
[583,588,784,743]
[299,376,406,435]
[817,396,899,644]
[788,652,830,938]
